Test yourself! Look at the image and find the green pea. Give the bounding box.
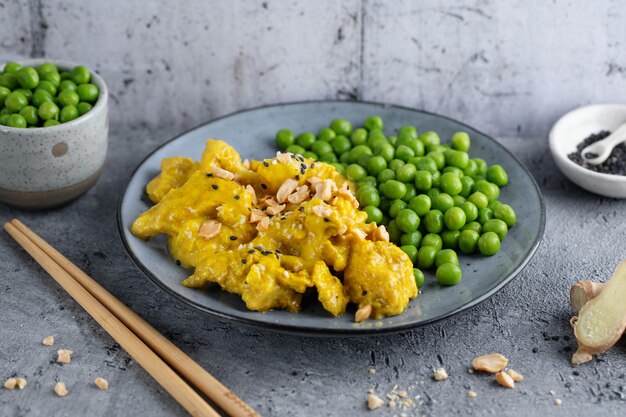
[373,143,394,162]
[6,114,27,128]
[310,140,332,156]
[413,170,432,191]
[339,153,351,164]
[284,144,305,157]
[357,152,372,167]
[367,131,388,149]
[443,207,466,231]
[32,89,53,107]
[458,230,479,254]
[349,144,372,162]
[19,106,39,126]
[0,108,10,115]
[426,151,445,170]
[478,232,501,255]
[441,230,460,250]
[364,155,386,176]
[459,201,478,222]
[395,145,415,162]
[439,172,462,195]
[401,184,417,203]
[477,207,494,225]
[70,65,91,84]
[296,132,316,149]
[38,101,59,121]
[413,268,425,287]
[488,200,502,211]
[482,219,508,241]
[317,127,336,142]
[387,220,402,243]
[363,115,383,131]
[463,159,478,177]
[377,168,395,183]
[427,188,440,199]
[452,195,465,207]
[388,159,405,172]
[442,166,464,177]
[396,163,417,183]
[401,231,423,247]
[0,86,10,104]
[358,176,377,187]
[37,63,58,77]
[76,83,99,103]
[432,193,454,212]
[40,71,60,86]
[474,158,488,175]
[59,105,79,123]
[494,204,516,227]
[275,129,294,150]
[436,249,459,267]
[486,164,509,187]
[474,180,500,201]
[401,245,419,263]
[415,157,437,174]
[303,151,318,160]
[43,119,60,127]
[468,191,488,209]
[16,67,39,89]
[351,128,368,146]
[446,150,469,169]
[3,62,22,75]
[0,114,9,125]
[462,221,482,234]
[388,135,397,146]
[59,71,72,80]
[396,209,420,233]
[330,118,352,136]
[431,171,441,189]
[0,73,19,90]
[358,187,380,207]
[389,199,408,218]
[319,152,338,163]
[4,91,28,112]
[381,180,406,199]
[417,246,438,269]
[459,176,474,197]
[424,210,444,234]
[408,194,431,216]
[34,80,56,96]
[345,164,366,181]
[419,131,440,148]
[436,262,462,286]
[330,135,351,154]
[451,131,471,152]
[58,89,80,107]
[330,162,345,174]
[363,206,383,224]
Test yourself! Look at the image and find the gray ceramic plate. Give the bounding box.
[118,101,545,335]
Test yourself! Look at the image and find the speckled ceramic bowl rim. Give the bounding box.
[549,103,626,185]
[118,100,546,336]
[0,59,108,133]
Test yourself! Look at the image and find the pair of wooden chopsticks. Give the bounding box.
[4,219,260,417]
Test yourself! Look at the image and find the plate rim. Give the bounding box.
[117,99,546,336]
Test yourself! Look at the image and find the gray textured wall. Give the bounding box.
[2,0,626,137]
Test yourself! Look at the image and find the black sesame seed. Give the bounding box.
[241,259,247,264]
[324,218,330,222]
[234,195,240,200]
[206,173,213,177]
[301,163,307,170]
[300,167,306,175]
[311,163,315,169]
[261,183,267,189]
[298,207,305,212]
[261,250,271,256]
[212,184,218,190]
[295,175,300,180]
[568,130,626,175]
[230,236,237,241]
[263,161,269,167]
[248,249,255,254]
[291,154,297,159]
[281,216,286,220]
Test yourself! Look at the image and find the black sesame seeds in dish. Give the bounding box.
[568,130,626,175]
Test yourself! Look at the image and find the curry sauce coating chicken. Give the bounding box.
[131,139,417,319]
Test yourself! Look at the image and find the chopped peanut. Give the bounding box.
[54,382,68,397]
[355,305,372,322]
[198,220,221,240]
[256,216,270,232]
[507,369,524,382]
[94,377,109,390]
[371,225,389,242]
[337,223,348,235]
[211,167,235,180]
[276,179,299,203]
[42,336,55,346]
[433,367,448,381]
[265,203,286,216]
[242,159,250,169]
[56,349,73,365]
[245,184,257,204]
[312,205,332,218]
[4,378,17,390]
[495,371,515,388]
[276,152,293,165]
[249,209,267,223]
[367,393,384,410]
[287,185,309,204]
[15,378,27,390]
[472,353,508,373]
[351,229,367,241]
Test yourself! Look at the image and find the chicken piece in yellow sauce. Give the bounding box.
[131,139,417,320]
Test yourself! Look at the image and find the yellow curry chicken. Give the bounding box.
[131,139,417,320]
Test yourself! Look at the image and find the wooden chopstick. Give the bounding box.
[3,220,258,417]
[9,219,259,417]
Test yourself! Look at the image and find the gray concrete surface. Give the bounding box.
[1,129,626,417]
[2,0,626,138]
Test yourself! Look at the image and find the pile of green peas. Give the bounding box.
[274,116,517,288]
[0,62,99,128]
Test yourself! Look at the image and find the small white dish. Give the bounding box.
[549,104,626,198]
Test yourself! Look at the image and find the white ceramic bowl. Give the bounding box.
[549,104,626,198]
[0,59,108,209]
